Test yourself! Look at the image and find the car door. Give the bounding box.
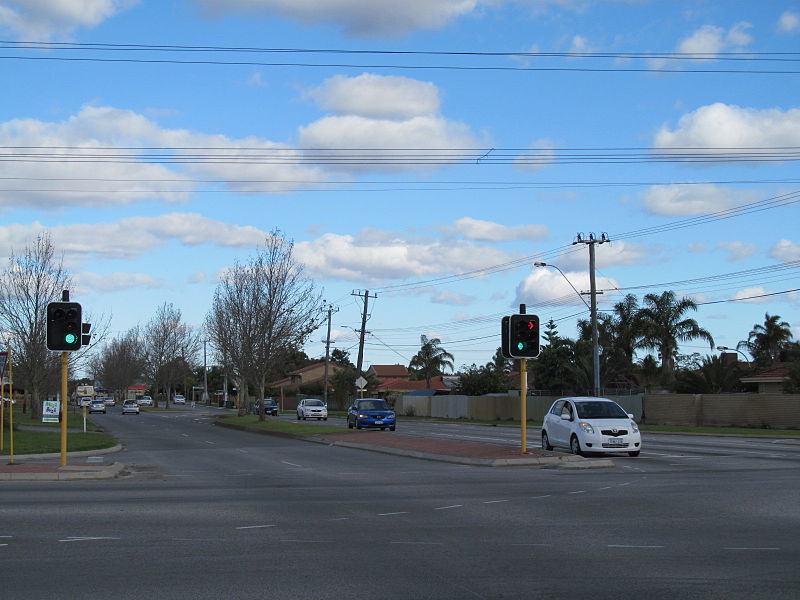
[549,400,573,447]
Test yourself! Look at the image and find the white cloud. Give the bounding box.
[769,239,800,262]
[74,271,164,294]
[294,231,514,282]
[0,214,267,263]
[430,289,476,306]
[451,217,548,242]
[676,22,752,56]
[717,241,756,261]
[307,74,440,119]
[643,184,758,216]
[515,268,619,308]
[778,11,800,34]
[514,139,556,172]
[193,0,479,36]
[732,286,772,303]
[654,103,800,150]
[0,0,135,40]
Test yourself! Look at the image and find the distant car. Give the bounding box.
[296,399,328,420]
[173,394,186,405]
[138,396,153,407]
[541,397,642,457]
[347,398,396,431]
[79,396,93,407]
[121,399,140,415]
[252,398,279,416]
[88,398,107,414]
[100,396,116,406]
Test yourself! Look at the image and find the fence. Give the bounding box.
[395,392,800,429]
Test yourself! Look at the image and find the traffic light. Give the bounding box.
[508,313,540,358]
[46,302,82,351]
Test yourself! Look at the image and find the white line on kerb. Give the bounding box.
[434,505,463,510]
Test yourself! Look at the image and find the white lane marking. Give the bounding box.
[328,517,350,521]
[608,545,664,549]
[568,491,586,495]
[181,434,189,437]
[483,500,509,504]
[236,525,276,530]
[434,505,463,511]
[237,449,249,454]
[59,537,121,543]
[391,541,443,545]
[204,441,216,445]
[280,539,327,543]
[599,486,612,490]
[282,461,302,467]
[512,543,551,547]
[723,547,781,551]
[528,495,552,499]
[378,512,409,516]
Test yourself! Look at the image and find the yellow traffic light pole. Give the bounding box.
[60,352,68,466]
[520,358,527,454]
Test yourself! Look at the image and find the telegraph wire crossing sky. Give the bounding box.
[0,0,798,371]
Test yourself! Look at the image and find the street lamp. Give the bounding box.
[534,261,599,396]
[716,346,751,367]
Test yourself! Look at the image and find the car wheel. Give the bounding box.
[570,435,583,456]
[323,417,327,421]
[296,413,300,420]
[628,451,640,457]
[347,418,353,429]
[389,426,395,431]
[541,431,553,451]
[380,427,386,431]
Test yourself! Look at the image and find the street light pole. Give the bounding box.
[716,346,751,368]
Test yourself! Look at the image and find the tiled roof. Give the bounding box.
[740,362,791,382]
[376,375,450,391]
[369,364,410,377]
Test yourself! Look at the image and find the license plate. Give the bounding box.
[607,438,625,445]
[374,420,383,425]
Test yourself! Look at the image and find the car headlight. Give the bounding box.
[358,413,367,418]
[630,420,639,433]
[578,422,595,434]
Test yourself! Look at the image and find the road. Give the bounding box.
[2,407,798,599]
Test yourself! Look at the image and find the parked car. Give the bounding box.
[541,397,641,457]
[88,398,107,414]
[137,396,153,407]
[296,399,328,420]
[252,398,279,416]
[173,394,186,405]
[347,398,396,431]
[121,399,140,415]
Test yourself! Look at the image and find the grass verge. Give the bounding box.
[1,429,117,455]
[219,414,350,437]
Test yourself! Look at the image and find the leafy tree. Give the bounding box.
[456,363,509,395]
[783,360,800,393]
[528,321,575,395]
[489,346,513,374]
[674,354,743,393]
[408,335,454,388]
[738,313,793,367]
[330,348,354,367]
[637,290,715,378]
[96,326,145,401]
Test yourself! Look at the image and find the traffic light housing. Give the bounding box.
[507,313,540,358]
[46,302,82,351]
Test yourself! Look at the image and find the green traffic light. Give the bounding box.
[65,333,77,344]
[517,342,524,350]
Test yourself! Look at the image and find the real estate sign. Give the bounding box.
[42,400,60,423]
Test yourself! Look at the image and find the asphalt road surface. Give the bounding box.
[2,407,798,599]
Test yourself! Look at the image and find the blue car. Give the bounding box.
[347,398,396,431]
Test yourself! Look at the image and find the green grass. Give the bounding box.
[1,428,117,455]
[221,414,351,437]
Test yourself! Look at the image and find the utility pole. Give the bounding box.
[573,232,609,397]
[322,303,338,406]
[202,339,208,405]
[352,290,377,376]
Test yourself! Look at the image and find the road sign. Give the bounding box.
[355,376,367,390]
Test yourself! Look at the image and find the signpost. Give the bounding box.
[355,376,367,399]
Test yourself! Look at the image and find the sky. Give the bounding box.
[1,0,799,375]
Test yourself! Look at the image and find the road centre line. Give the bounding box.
[378,512,409,516]
[483,500,509,504]
[181,434,189,437]
[434,505,463,510]
[608,545,665,549]
[236,525,276,530]
[59,537,121,543]
[282,461,303,467]
[568,491,586,494]
[391,541,443,545]
[723,547,781,551]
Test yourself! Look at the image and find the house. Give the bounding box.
[376,375,453,395]
[367,364,411,383]
[739,363,791,393]
[268,361,337,392]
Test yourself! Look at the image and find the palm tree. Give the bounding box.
[610,294,642,366]
[738,313,793,367]
[409,335,454,388]
[637,290,715,376]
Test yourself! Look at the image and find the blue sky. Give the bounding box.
[1,0,799,373]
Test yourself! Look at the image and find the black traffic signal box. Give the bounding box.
[46,302,82,351]
[507,313,540,358]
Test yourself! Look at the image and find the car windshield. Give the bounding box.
[574,401,629,419]
[264,399,276,405]
[358,400,390,411]
[306,400,324,406]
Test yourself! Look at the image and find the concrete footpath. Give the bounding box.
[0,445,124,481]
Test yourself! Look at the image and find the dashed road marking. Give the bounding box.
[236,525,276,530]
[434,504,463,510]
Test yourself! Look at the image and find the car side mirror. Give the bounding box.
[628,413,635,420]
[560,412,571,421]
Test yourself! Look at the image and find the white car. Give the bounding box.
[79,396,93,407]
[138,396,153,407]
[173,394,186,404]
[121,399,140,415]
[541,397,641,457]
[297,399,328,421]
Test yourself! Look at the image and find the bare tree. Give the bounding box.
[206,230,322,418]
[96,326,146,401]
[0,233,70,418]
[142,303,200,408]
